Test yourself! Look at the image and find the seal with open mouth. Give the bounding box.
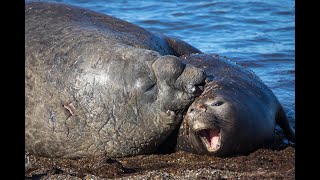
[174,54,295,156]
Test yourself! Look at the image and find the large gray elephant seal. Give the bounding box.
[174,54,295,156]
[25,2,206,158]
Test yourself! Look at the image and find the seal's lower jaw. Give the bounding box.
[197,129,221,152]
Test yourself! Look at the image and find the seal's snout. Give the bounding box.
[185,81,204,98]
[186,84,196,94]
[186,102,222,153]
[175,64,206,96]
[151,55,206,98]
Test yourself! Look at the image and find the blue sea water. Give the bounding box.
[31,0,295,128]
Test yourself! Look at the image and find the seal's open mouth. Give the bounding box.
[198,129,221,152]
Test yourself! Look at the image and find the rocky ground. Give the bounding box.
[25,130,295,179]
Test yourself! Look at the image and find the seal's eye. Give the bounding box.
[212,101,223,106]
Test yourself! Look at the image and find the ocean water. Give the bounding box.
[31,0,295,128]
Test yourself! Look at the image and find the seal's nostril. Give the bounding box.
[197,104,205,109]
[189,108,194,112]
[196,104,207,112]
[187,84,196,93]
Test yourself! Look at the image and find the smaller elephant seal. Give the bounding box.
[174,54,295,156]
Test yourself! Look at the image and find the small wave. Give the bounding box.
[271,26,295,32]
[139,19,179,29]
[273,70,295,75]
[261,53,293,59]
[238,61,264,68]
[210,10,228,14]
[272,11,294,16]
[269,79,295,90]
[247,36,274,43]
[171,12,192,17]
[242,18,267,25]
[195,2,222,8]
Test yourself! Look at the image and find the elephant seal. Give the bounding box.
[174,54,295,156]
[25,2,206,158]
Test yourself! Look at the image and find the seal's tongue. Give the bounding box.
[199,129,220,149]
[209,129,220,149]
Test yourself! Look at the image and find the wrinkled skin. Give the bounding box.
[175,54,295,156]
[25,2,205,158]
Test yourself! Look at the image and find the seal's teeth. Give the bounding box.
[198,129,221,152]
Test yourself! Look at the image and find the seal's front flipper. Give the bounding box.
[276,106,295,143]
